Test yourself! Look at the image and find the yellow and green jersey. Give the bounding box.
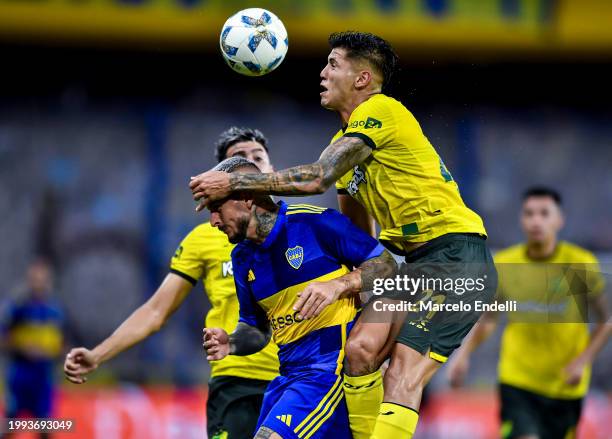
[170,223,279,381]
[495,242,605,399]
[333,93,486,251]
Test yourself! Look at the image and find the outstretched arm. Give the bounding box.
[64,273,193,383]
[203,321,272,360]
[293,249,397,319]
[190,136,371,210]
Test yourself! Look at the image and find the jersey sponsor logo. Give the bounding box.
[248,269,256,282]
[173,245,183,259]
[221,260,233,277]
[285,246,304,269]
[269,311,304,331]
[347,165,367,196]
[276,414,293,427]
[347,116,382,129]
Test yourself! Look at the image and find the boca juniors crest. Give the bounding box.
[285,246,304,269]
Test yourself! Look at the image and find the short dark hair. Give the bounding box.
[328,31,399,93]
[214,127,269,163]
[523,186,562,206]
[213,156,261,174]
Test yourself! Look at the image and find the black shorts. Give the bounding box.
[500,384,582,439]
[393,233,497,362]
[207,375,271,439]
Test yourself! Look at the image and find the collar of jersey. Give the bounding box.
[258,200,287,250]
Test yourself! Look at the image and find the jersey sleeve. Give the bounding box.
[232,248,268,330]
[313,209,385,267]
[169,227,207,286]
[343,97,396,150]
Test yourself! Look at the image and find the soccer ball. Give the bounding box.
[219,8,288,77]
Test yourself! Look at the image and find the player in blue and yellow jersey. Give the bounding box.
[203,156,397,439]
[448,187,610,439]
[191,32,496,438]
[2,259,63,439]
[64,127,280,439]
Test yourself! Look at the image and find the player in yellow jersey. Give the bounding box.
[189,31,496,439]
[448,187,610,439]
[64,127,280,439]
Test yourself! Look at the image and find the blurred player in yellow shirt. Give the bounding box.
[448,187,610,439]
[64,127,280,439]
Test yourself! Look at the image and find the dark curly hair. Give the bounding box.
[214,126,269,163]
[328,31,399,93]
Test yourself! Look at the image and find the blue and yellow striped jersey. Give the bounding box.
[232,201,384,369]
[2,296,63,363]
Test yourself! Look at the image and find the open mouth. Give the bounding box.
[320,84,328,95]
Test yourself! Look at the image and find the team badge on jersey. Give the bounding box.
[285,246,304,269]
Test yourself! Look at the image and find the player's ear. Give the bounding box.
[354,70,372,90]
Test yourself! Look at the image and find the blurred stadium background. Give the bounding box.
[1,0,611,438]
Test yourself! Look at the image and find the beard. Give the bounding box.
[226,216,250,244]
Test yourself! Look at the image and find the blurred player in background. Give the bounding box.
[448,187,610,439]
[2,259,63,439]
[202,156,396,439]
[190,31,495,439]
[64,127,279,439]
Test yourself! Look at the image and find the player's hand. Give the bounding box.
[294,280,343,320]
[203,327,231,361]
[447,352,470,388]
[64,347,99,384]
[189,171,232,212]
[564,355,589,386]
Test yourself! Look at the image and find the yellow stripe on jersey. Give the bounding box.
[286,204,327,215]
[170,223,279,381]
[9,323,63,357]
[294,375,343,436]
[257,267,356,345]
[333,93,486,248]
[335,323,348,375]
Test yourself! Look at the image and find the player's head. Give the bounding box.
[521,186,564,245]
[27,258,53,297]
[208,157,275,243]
[320,31,398,110]
[215,126,273,173]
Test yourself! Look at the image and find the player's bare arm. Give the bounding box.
[294,249,396,319]
[64,273,192,384]
[447,311,499,388]
[564,293,611,385]
[338,193,376,237]
[191,135,372,210]
[203,321,272,360]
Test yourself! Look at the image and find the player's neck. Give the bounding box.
[247,203,279,244]
[526,238,558,260]
[339,90,381,125]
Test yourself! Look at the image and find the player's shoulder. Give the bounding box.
[285,203,329,217]
[494,243,527,263]
[231,240,255,265]
[182,222,227,244]
[558,241,599,263]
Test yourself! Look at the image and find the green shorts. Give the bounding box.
[499,384,582,439]
[394,233,497,362]
[207,375,270,439]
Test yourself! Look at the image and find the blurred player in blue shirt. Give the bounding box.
[2,259,63,437]
[203,157,397,439]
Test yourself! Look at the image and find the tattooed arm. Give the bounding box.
[203,321,272,360]
[293,250,397,319]
[190,136,371,210]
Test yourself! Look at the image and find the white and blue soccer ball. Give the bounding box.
[220,8,288,77]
